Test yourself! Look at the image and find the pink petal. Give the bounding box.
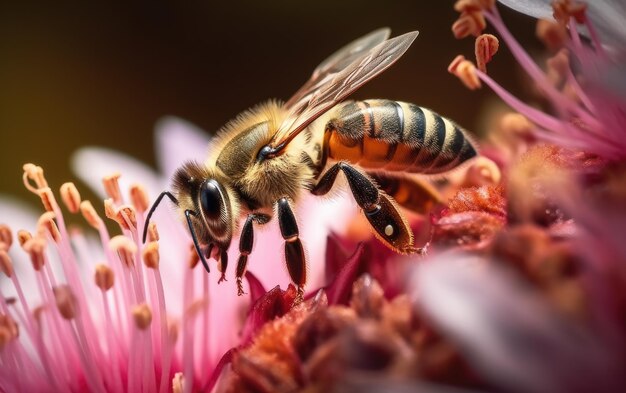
[154,116,212,181]
[72,147,164,200]
[497,0,553,19]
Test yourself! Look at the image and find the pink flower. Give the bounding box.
[450,0,626,161]
[0,117,356,392]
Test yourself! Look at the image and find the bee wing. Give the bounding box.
[269,30,419,152]
[284,28,391,109]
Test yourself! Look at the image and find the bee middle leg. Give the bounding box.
[311,161,416,254]
[236,213,270,295]
[277,197,306,301]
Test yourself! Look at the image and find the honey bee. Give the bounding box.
[143,28,478,296]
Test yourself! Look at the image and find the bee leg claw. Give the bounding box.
[218,274,227,284]
[236,278,246,296]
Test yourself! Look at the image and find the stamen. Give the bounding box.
[453,0,495,13]
[552,0,587,25]
[172,373,185,393]
[132,303,152,330]
[452,11,487,39]
[188,245,200,270]
[94,264,115,291]
[109,235,137,268]
[0,313,19,349]
[22,163,48,194]
[463,156,502,186]
[53,285,78,320]
[147,222,160,242]
[37,212,61,243]
[104,198,117,221]
[142,242,160,269]
[17,230,32,247]
[448,55,481,90]
[116,205,137,231]
[38,187,56,213]
[546,49,570,87]
[80,200,104,229]
[536,19,567,51]
[475,34,499,73]
[60,182,81,214]
[22,237,46,271]
[103,173,123,205]
[0,224,12,250]
[130,184,149,214]
[0,250,13,277]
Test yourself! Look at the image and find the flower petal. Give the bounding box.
[72,146,164,201]
[412,253,620,393]
[497,0,553,19]
[154,116,211,181]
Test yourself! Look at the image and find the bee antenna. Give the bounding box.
[142,191,179,243]
[184,209,211,273]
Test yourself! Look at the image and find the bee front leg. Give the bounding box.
[236,213,270,296]
[277,197,306,301]
[312,162,416,254]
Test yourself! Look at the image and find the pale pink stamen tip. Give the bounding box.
[22,237,47,271]
[17,230,32,247]
[453,0,495,13]
[172,372,185,393]
[116,205,137,231]
[94,263,115,291]
[552,0,587,25]
[547,49,570,79]
[501,113,534,137]
[130,184,149,214]
[132,303,153,330]
[22,163,48,194]
[0,250,14,277]
[463,157,502,186]
[0,224,12,250]
[53,284,78,320]
[80,200,103,229]
[60,182,82,214]
[104,198,117,221]
[448,56,481,90]
[452,11,487,39]
[37,212,61,243]
[109,235,137,268]
[169,319,180,344]
[147,222,160,242]
[37,187,56,213]
[103,173,123,205]
[536,19,567,51]
[0,313,19,350]
[475,34,499,73]
[142,242,160,269]
[187,245,200,270]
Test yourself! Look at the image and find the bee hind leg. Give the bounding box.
[311,162,416,254]
[236,213,270,296]
[277,197,306,302]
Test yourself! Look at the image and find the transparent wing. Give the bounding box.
[284,28,391,109]
[270,30,419,153]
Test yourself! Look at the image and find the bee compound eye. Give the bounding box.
[200,180,223,220]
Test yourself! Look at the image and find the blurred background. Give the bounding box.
[0,0,541,207]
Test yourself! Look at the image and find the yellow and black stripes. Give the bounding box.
[325,99,477,174]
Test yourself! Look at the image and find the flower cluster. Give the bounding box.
[2,1,626,392]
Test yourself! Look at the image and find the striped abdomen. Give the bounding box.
[323,99,477,174]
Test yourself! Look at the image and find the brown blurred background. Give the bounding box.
[0,0,541,207]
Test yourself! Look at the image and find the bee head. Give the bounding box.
[172,161,238,252]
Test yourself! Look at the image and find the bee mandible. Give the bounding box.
[143,28,478,297]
